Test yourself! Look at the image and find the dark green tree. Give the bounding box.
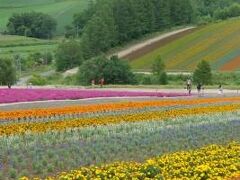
[0,58,17,88]
[193,60,212,85]
[77,55,135,85]
[112,0,136,42]
[152,0,171,30]
[170,0,193,25]
[152,56,168,85]
[7,12,57,39]
[72,1,96,37]
[55,40,83,71]
[81,9,117,59]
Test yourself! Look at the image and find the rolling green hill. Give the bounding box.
[0,0,89,35]
[130,18,240,72]
[0,34,57,58]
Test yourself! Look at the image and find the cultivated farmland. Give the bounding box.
[0,90,239,179]
[0,0,89,35]
[130,18,240,72]
[0,35,57,58]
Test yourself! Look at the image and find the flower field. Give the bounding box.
[0,97,239,179]
[0,89,187,104]
[130,18,240,71]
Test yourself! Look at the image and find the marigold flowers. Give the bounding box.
[21,142,239,180]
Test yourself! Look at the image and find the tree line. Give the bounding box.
[6,12,56,39]
[2,0,240,87]
[73,0,194,59]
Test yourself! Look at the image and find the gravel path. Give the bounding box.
[0,96,190,111]
[62,27,196,77]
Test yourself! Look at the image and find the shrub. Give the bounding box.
[9,168,17,179]
[152,56,168,85]
[0,58,17,88]
[77,55,135,85]
[27,74,47,86]
[55,40,83,71]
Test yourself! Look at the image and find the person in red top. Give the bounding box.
[100,78,104,88]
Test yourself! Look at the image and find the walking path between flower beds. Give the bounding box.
[0,87,240,111]
[0,96,190,111]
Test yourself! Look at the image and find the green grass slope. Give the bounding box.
[130,18,240,72]
[0,0,89,35]
[0,34,57,58]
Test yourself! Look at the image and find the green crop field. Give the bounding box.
[0,35,58,58]
[0,0,89,35]
[130,18,240,72]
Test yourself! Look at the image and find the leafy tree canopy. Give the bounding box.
[7,12,57,39]
[77,55,135,85]
[193,60,212,85]
[55,40,83,72]
[0,58,17,88]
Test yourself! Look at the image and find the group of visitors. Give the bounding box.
[91,78,105,88]
[186,79,223,96]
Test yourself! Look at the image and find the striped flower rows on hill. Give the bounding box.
[131,18,240,71]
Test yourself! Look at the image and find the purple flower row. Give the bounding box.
[0,88,189,104]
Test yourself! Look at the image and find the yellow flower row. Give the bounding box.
[1,104,240,137]
[20,142,240,180]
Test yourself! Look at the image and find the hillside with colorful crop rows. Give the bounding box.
[130,18,240,72]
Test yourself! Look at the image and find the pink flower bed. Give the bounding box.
[0,88,189,104]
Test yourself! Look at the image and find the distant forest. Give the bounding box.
[65,0,240,59]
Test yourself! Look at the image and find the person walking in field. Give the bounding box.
[99,78,104,88]
[218,84,223,95]
[186,79,192,95]
[197,83,202,96]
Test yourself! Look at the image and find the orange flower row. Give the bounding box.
[1,97,240,121]
[1,104,239,137]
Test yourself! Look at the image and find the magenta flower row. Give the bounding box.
[0,88,189,104]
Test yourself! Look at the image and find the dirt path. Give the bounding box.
[116,27,196,59]
[62,27,196,77]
